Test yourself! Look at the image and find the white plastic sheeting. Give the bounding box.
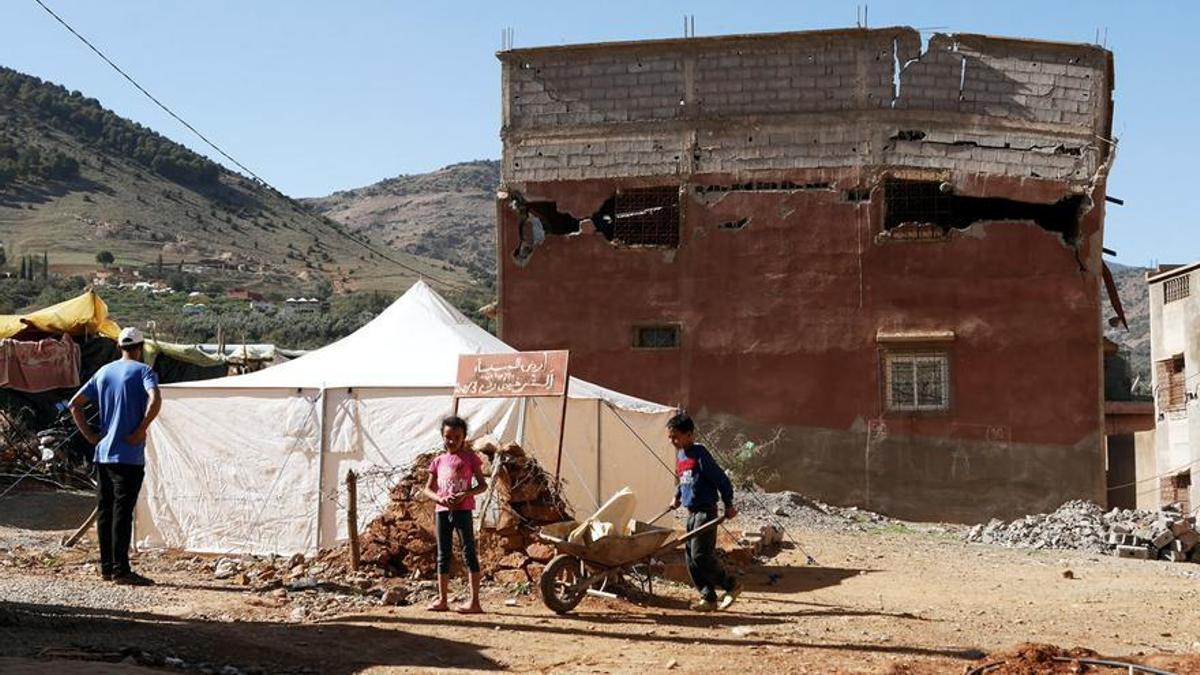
[137,281,676,555]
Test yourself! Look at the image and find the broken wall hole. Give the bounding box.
[507,186,683,264]
[718,218,750,230]
[882,178,1083,243]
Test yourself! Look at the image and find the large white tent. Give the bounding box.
[135,281,677,555]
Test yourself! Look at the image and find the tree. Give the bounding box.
[0,244,7,269]
[95,250,114,266]
[18,256,26,280]
[156,253,163,276]
[41,251,48,281]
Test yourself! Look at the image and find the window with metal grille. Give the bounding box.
[885,352,950,412]
[634,325,680,349]
[612,186,680,247]
[1155,354,1187,413]
[1164,275,1190,304]
[883,178,952,230]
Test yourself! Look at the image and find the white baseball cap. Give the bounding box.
[118,327,145,347]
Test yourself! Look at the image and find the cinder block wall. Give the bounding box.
[500,27,1111,185]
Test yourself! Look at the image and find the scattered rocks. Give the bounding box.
[213,558,239,580]
[380,587,409,606]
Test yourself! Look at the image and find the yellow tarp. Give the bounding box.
[0,290,121,340]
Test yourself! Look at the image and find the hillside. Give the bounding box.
[304,160,499,276]
[0,66,471,297]
[1105,262,1151,391]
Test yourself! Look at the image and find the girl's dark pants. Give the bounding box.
[436,509,480,574]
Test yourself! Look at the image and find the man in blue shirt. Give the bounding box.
[666,413,741,612]
[70,327,161,586]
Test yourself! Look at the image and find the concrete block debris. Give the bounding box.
[966,500,1200,563]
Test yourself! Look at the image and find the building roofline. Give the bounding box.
[1147,261,1200,285]
[495,25,1108,61]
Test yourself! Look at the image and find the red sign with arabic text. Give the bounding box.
[454,350,569,398]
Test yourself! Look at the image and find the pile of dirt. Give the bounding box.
[359,442,570,583]
[970,644,1111,674]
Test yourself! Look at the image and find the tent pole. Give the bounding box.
[315,388,328,551]
[553,363,571,484]
[595,399,602,504]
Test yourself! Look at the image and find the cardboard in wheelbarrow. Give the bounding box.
[539,520,677,568]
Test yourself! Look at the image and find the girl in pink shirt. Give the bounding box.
[422,415,487,613]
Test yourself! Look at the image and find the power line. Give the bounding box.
[30,0,469,291]
[30,0,267,185]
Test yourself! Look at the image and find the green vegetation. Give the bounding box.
[0,139,78,188]
[0,67,217,191]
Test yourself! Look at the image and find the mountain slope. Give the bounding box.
[304,160,499,276]
[1105,262,1151,390]
[0,66,470,295]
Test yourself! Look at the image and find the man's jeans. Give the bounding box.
[686,508,734,602]
[96,463,144,576]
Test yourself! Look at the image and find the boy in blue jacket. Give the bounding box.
[666,413,741,611]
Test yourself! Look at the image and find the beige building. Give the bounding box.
[1146,263,1200,512]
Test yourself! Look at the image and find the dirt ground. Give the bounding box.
[3,486,1200,674]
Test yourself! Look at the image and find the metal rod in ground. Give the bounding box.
[61,506,99,548]
[346,470,360,570]
[740,487,819,565]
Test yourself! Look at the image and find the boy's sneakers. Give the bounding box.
[718,580,742,610]
[112,571,154,586]
[689,598,718,612]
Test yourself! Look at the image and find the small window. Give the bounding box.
[612,186,680,247]
[1156,354,1187,413]
[634,325,680,349]
[1164,275,1190,304]
[885,352,950,412]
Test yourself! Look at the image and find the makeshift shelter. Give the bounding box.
[137,281,676,555]
[143,341,228,385]
[0,290,121,429]
[0,290,121,340]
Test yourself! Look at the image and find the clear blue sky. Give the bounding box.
[2,1,1194,266]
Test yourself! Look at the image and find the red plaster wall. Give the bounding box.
[497,169,1107,519]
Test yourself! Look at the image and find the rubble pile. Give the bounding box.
[359,441,570,584]
[1109,510,1200,562]
[966,500,1109,553]
[966,500,1200,563]
[736,489,894,532]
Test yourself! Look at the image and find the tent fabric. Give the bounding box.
[0,335,81,392]
[144,341,227,369]
[0,291,121,340]
[138,280,677,556]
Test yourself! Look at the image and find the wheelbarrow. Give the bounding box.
[535,515,725,614]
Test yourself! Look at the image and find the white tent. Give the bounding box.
[136,281,677,555]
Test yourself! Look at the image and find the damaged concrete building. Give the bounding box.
[494,27,1116,522]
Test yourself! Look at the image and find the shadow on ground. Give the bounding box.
[0,601,499,674]
[0,486,93,531]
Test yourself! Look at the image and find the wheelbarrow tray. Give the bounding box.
[538,520,677,568]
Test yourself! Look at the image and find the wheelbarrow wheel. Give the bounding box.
[540,554,588,614]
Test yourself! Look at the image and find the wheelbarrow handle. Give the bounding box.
[650,515,725,558]
[646,506,676,525]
